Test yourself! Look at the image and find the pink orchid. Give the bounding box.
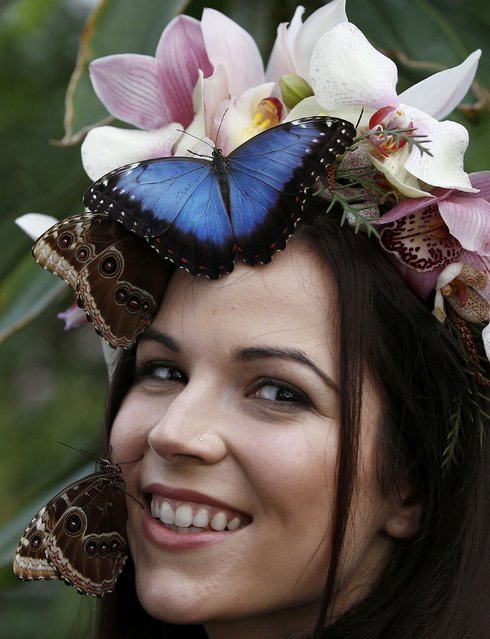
[374,172,490,299]
[89,15,213,131]
[305,22,481,196]
[82,9,267,179]
[57,299,89,331]
[82,2,351,180]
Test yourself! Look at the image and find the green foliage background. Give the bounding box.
[0,0,488,636]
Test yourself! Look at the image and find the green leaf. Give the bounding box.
[0,257,67,344]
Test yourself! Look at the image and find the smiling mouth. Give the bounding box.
[147,494,251,533]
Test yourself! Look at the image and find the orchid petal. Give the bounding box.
[433,262,465,321]
[310,23,398,111]
[291,0,348,80]
[89,54,168,129]
[201,9,264,97]
[15,213,58,240]
[457,171,490,200]
[438,196,490,255]
[173,74,213,156]
[370,151,431,198]
[483,323,490,360]
[173,67,228,156]
[457,253,490,300]
[399,50,481,120]
[58,303,88,331]
[376,192,449,224]
[285,95,363,127]
[81,124,182,181]
[217,83,277,153]
[155,15,213,128]
[202,66,231,142]
[266,8,302,82]
[403,110,475,191]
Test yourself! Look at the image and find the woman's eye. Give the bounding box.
[252,379,310,407]
[135,361,187,384]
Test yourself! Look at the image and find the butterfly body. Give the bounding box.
[84,116,357,278]
[13,459,128,597]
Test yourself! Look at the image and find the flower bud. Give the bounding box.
[279,74,314,109]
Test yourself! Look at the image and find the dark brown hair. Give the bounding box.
[97,207,489,638]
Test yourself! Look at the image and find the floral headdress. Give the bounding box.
[17,0,489,385]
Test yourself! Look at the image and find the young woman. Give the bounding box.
[97,208,489,639]
[13,4,488,637]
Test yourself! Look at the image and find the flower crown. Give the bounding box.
[17,0,489,389]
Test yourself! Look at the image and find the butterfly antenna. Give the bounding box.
[57,441,97,462]
[176,127,214,157]
[215,108,229,148]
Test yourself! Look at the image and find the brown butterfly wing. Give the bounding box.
[33,212,171,348]
[46,473,128,596]
[13,465,128,597]
[13,506,58,581]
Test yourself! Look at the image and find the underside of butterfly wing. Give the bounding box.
[46,476,128,596]
[75,215,171,347]
[13,507,58,581]
[14,464,129,597]
[33,212,171,348]
[33,215,96,289]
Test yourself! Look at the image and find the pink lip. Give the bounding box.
[143,483,250,517]
[140,483,252,550]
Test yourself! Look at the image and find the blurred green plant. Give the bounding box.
[0,0,488,637]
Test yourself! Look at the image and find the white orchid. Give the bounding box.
[302,22,480,196]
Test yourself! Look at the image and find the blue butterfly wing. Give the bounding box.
[84,116,356,277]
[226,117,356,264]
[84,158,236,277]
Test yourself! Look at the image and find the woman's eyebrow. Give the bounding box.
[234,346,338,393]
[137,328,180,352]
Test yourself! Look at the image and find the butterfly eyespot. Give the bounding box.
[29,532,43,550]
[110,538,122,553]
[85,539,97,557]
[58,232,74,249]
[64,512,85,536]
[99,541,110,556]
[127,295,141,312]
[76,246,90,261]
[115,287,128,305]
[99,254,120,277]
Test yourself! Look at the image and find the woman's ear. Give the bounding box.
[383,485,422,540]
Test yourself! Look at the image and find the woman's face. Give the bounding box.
[111,242,400,638]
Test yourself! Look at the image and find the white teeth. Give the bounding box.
[151,497,246,532]
[174,504,193,528]
[193,508,210,528]
[160,501,174,525]
[227,517,241,531]
[210,512,227,531]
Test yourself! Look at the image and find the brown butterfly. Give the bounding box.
[32,212,171,349]
[13,458,128,597]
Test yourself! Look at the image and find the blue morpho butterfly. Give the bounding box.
[83,116,357,279]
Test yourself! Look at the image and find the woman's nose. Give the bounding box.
[147,383,228,465]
